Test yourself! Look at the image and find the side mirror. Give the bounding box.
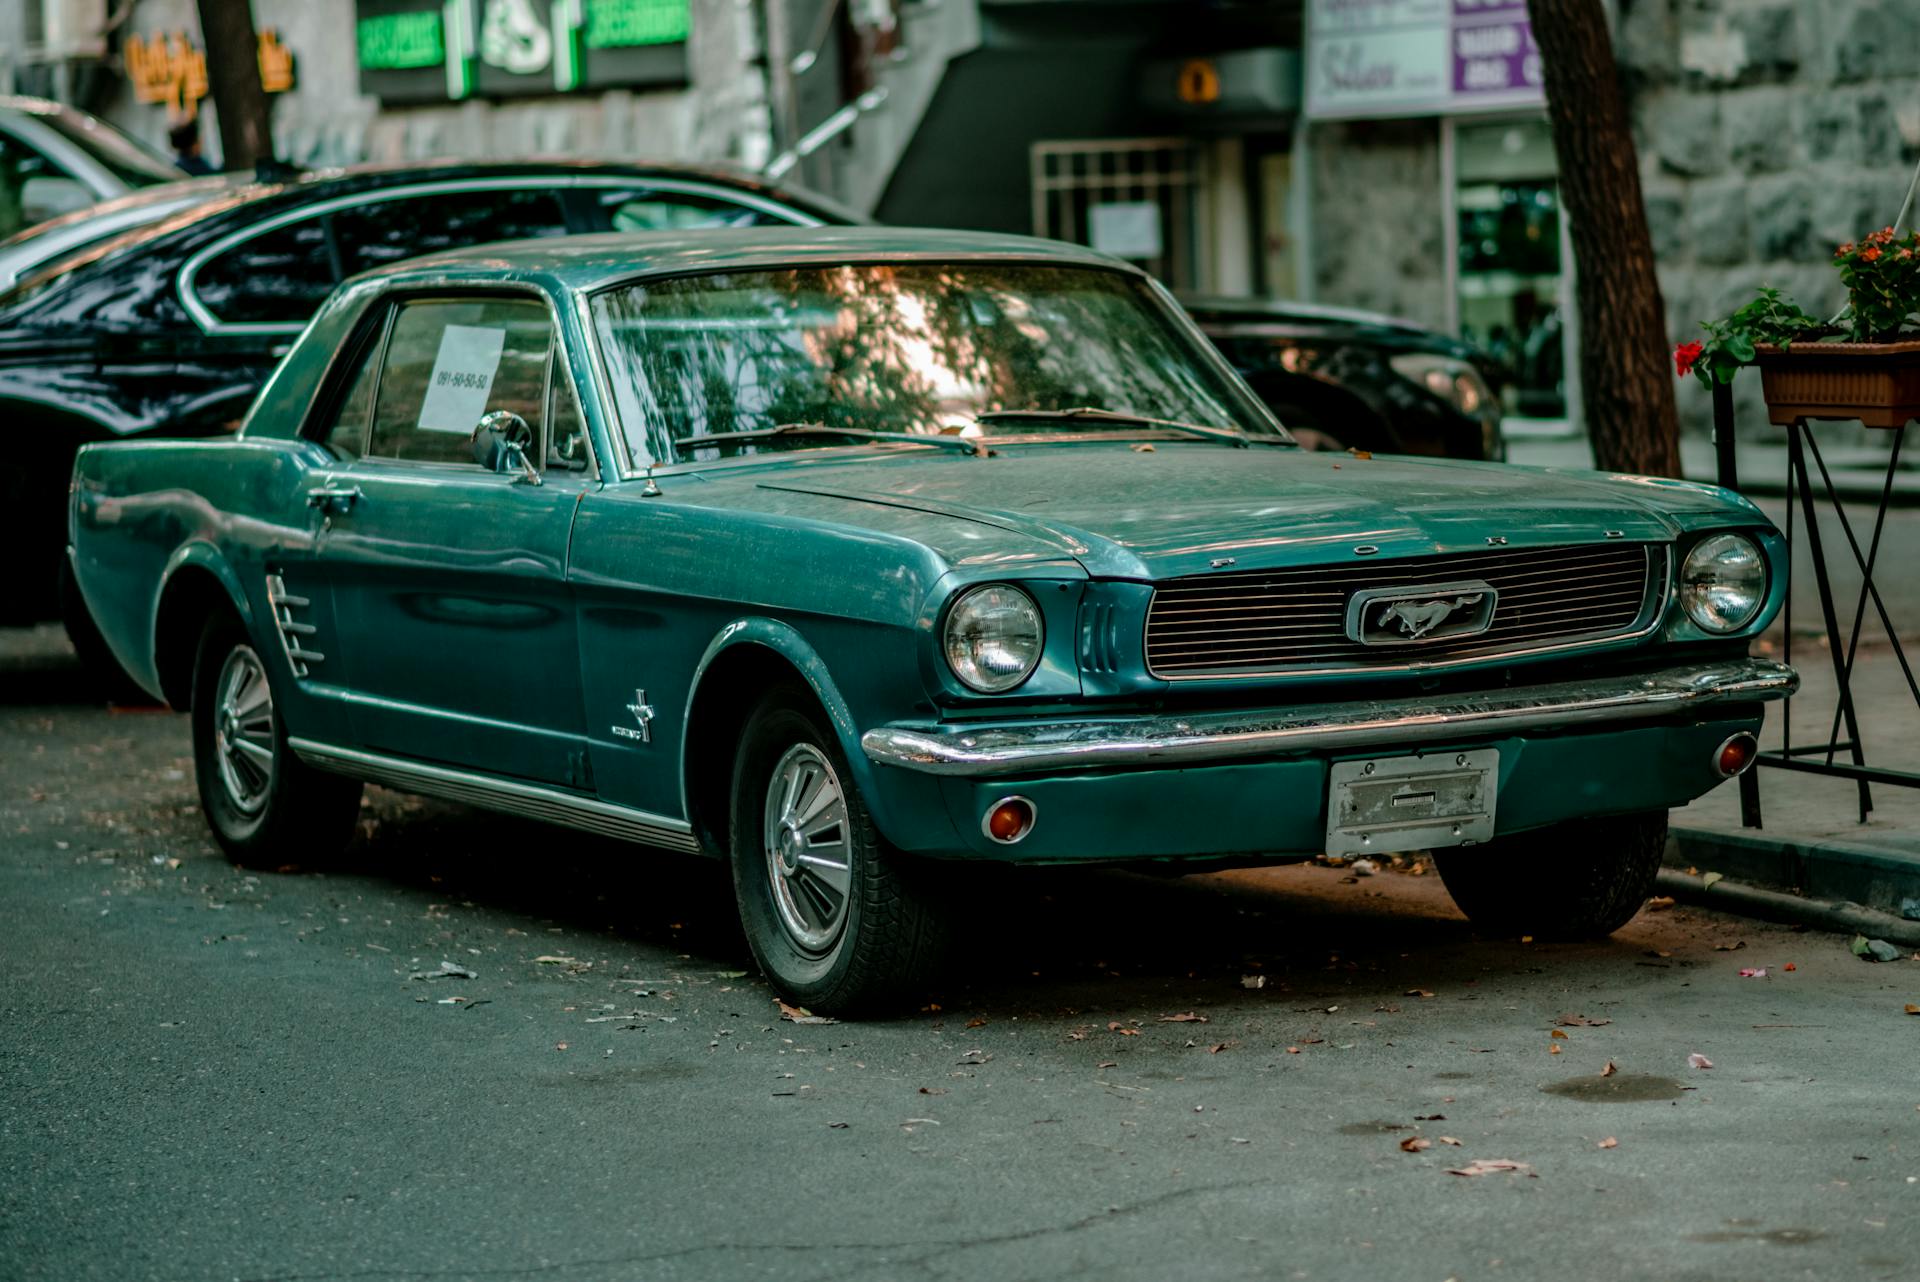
[470,410,542,486]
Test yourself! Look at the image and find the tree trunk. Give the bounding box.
[195,0,273,171]
[1526,0,1680,477]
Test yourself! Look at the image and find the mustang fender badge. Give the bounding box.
[1345,581,1498,646]
[613,689,656,742]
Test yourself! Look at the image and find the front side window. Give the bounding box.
[332,189,568,277]
[194,217,335,324]
[590,262,1280,468]
[0,127,87,240]
[368,297,554,466]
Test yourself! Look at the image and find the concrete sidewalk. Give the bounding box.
[1669,640,1920,929]
[1508,431,1920,506]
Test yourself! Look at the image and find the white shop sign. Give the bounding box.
[1306,0,1544,121]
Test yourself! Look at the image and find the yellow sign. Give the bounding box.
[125,29,296,119]
[1177,58,1220,106]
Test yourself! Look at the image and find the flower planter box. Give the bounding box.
[1755,340,1920,428]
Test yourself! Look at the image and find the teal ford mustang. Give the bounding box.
[69,228,1796,1012]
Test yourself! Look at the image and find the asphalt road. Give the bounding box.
[4,626,1918,1282]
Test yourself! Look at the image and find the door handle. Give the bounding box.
[306,483,363,515]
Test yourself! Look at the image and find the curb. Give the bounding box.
[1661,824,1920,946]
[1655,869,1920,947]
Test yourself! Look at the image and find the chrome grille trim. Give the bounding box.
[1145,544,1670,679]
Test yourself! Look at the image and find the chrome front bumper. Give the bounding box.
[861,658,1797,779]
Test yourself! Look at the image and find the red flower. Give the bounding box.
[1863,246,1883,262]
[1674,341,1704,378]
[1837,242,1855,257]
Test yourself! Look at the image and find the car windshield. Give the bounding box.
[590,262,1287,469]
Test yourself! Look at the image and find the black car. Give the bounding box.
[1181,296,1507,462]
[0,158,857,648]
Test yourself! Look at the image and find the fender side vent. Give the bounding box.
[266,572,324,677]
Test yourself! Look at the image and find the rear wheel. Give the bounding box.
[191,616,361,867]
[1434,810,1669,939]
[729,683,950,1013]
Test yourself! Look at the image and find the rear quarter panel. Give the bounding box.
[69,437,320,697]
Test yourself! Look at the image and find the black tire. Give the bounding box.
[1434,810,1669,939]
[191,615,361,867]
[728,682,951,1013]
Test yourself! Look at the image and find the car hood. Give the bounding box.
[695,444,1763,580]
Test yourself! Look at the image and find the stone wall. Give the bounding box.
[87,0,770,173]
[1306,117,1450,332]
[1623,0,1920,437]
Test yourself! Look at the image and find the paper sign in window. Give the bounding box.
[417,324,507,433]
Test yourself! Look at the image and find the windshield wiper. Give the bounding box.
[674,423,990,458]
[970,406,1290,448]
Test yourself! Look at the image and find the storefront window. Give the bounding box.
[1453,117,1564,421]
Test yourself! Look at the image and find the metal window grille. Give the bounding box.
[1030,138,1209,290]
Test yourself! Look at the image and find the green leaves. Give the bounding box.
[1683,286,1827,389]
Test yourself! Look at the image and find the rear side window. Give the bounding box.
[368,297,554,466]
[194,217,335,324]
[333,190,568,277]
[585,186,797,232]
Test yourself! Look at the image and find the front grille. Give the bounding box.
[1145,543,1664,677]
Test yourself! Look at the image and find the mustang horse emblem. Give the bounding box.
[1375,593,1486,640]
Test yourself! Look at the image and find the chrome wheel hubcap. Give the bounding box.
[213,646,275,815]
[762,743,852,954]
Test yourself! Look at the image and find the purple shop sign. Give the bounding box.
[1452,15,1542,99]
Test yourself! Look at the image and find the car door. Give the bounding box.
[312,291,594,787]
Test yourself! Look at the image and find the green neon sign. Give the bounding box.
[585,0,689,49]
[357,11,446,70]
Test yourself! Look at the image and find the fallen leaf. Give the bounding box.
[1598,1137,1619,1149]
[1240,975,1267,990]
[1549,1029,1569,1039]
[1160,1012,1209,1023]
[1406,988,1435,999]
[1905,1004,1919,1016]
[1784,963,1797,972]
[956,1049,992,1064]
[1644,897,1676,912]
[1702,872,1724,889]
[917,1086,948,1095]
[778,1000,838,1026]
[555,1042,569,1051]
[1415,1113,1446,1121]
[827,1121,850,1129]
[1713,940,1747,951]
[1520,935,1534,944]
[1688,1052,1714,1070]
[965,1017,988,1029]
[1739,967,1770,979]
[1447,1159,1531,1177]
[1439,1136,1462,1146]
[1208,1042,1233,1054]
[1096,1061,1117,1068]
[1601,1060,1618,1077]
[1555,1014,1612,1027]
[1286,1046,1301,1054]
[533,955,579,965]
[1548,1044,1562,1055]
[1400,1136,1432,1153]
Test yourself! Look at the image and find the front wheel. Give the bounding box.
[729,684,950,1013]
[1434,810,1669,939]
[191,617,362,867]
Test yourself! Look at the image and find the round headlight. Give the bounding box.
[943,585,1044,693]
[1680,533,1766,633]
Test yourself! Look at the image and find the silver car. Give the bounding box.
[0,95,184,238]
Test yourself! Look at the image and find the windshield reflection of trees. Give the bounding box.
[593,264,1260,465]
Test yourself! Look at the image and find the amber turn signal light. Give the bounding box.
[1714,732,1759,778]
[982,796,1037,844]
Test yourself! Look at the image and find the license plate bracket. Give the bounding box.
[1325,749,1498,857]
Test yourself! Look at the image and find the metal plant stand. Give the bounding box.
[1713,382,1920,826]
